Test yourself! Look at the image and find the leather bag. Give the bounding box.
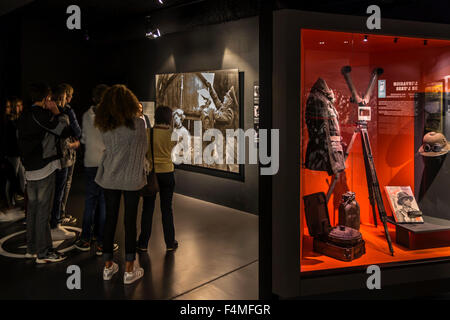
[140,127,160,196]
[338,191,361,230]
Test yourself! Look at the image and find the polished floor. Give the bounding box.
[0,167,258,300]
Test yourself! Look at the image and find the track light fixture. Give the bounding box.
[424,40,428,45]
[158,0,164,4]
[146,28,161,39]
[145,15,161,39]
[363,35,368,42]
[394,37,398,43]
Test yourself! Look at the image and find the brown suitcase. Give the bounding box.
[313,237,366,262]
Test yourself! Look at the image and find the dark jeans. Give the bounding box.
[50,167,68,228]
[80,167,106,244]
[6,156,25,194]
[103,189,140,262]
[138,172,176,248]
[61,159,76,217]
[26,172,55,258]
[0,157,21,207]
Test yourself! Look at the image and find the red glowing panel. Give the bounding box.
[300,29,450,272]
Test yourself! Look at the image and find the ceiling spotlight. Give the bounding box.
[424,40,428,45]
[344,40,349,44]
[145,15,161,39]
[363,35,368,42]
[394,37,398,43]
[146,28,161,39]
[319,41,325,45]
[158,0,164,4]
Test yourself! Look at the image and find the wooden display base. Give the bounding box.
[391,216,450,250]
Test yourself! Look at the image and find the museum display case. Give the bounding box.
[300,29,450,274]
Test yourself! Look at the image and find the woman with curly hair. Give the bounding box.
[94,84,147,284]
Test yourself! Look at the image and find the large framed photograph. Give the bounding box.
[385,186,424,224]
[156,69,244,180]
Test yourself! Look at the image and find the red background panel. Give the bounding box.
[300,29,450,271]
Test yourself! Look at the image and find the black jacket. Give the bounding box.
[17,105,73,172]
[305,78,345,176]
[4,117,20,157]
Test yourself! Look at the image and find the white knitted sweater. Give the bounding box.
[95,118,148,191]
[81,106,105,167]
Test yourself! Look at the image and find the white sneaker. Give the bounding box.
[103,262,119,281]
[51,225,75,240]
[124,266,144,284]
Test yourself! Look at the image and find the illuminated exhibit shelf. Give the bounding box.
[301,223,450,273]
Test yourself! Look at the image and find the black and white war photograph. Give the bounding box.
[156,69,240,174]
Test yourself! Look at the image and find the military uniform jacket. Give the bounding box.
[305,78,345,176]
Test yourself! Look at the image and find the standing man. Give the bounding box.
[59,83,81,226]
[49,85,79,240]
[17,83,73,263]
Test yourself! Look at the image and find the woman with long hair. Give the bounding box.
[137,106,178,253]
[95,84,147,284]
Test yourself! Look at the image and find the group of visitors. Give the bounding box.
[1,82,178,285]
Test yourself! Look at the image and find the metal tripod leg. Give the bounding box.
[360,124,395,256]
[361,130,378,227]
[324,122,394,255]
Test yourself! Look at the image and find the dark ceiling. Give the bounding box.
[2,0,450,25]
[0,0,34,16]
[276,0,450,25]
[34,0,196,17]
[8,0,260,42]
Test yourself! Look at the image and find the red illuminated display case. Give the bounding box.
[300,29,450,272]
[269,10,450,298]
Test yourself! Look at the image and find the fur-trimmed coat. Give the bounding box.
[305,78,345,176]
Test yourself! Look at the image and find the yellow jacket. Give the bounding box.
[147,126,176,173]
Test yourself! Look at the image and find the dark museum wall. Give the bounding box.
[0,12,21,106]
[5,2,259,214]
[18,8,97,116]
[96,17,260,214]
